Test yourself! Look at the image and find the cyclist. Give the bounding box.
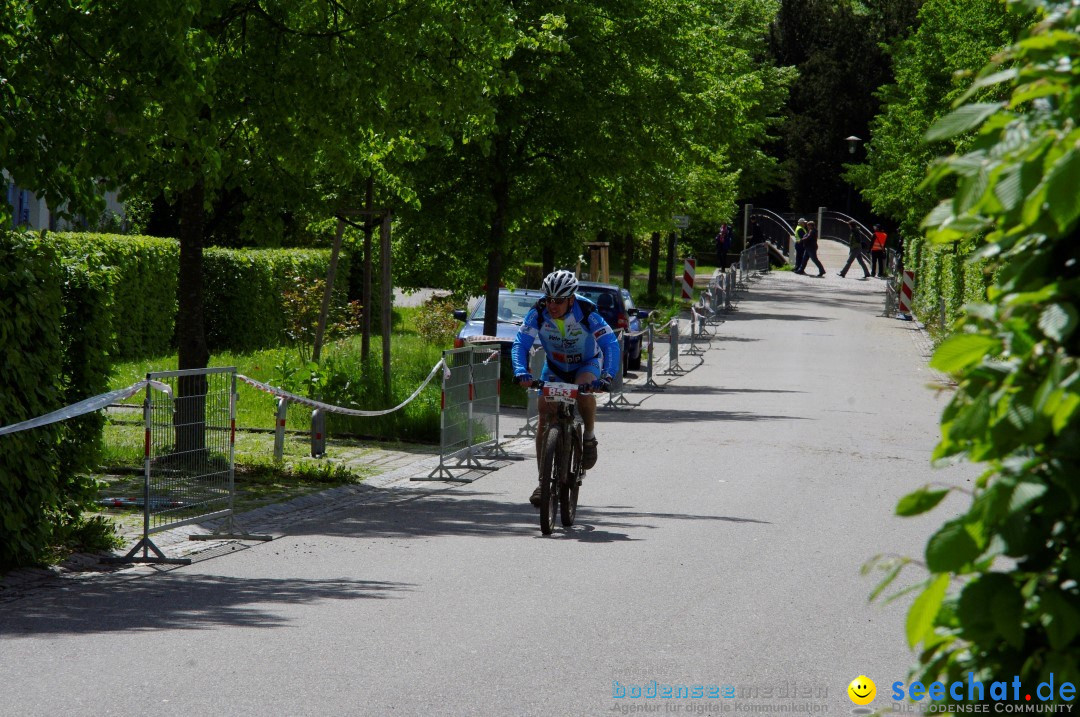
[512,269,621,507]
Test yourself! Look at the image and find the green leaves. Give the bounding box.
[894,0,1080,695]
[926,519,982,572]
[907,574,951,648]
[897,486,950,516]
[1041,590,1080,650]
[930,334,998,373]
[925,103,1003,143]
[1043,148,1080,232]
[958,574,1024,648]
[1038,304,1078,343]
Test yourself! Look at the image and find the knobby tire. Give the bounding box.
[540,424,562,535]
[560,431,580,526]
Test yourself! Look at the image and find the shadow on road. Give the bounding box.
[280,491,768,547]
[604,408,809,424]
[0,574,411,635]
[653,385,804,396]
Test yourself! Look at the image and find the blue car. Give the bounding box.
[575,281,644,373]
[453,288,545,355]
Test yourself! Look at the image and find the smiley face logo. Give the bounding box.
[848,675,876,705]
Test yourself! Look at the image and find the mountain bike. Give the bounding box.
[533,381,600,536]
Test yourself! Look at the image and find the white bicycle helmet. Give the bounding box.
[542,269,578,298]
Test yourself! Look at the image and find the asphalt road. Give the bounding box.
[0,246,974,716]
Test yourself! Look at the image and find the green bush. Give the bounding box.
[204,247,351,353]
[0,232,65,570]
[51,233,179,360]
[413,296,459,346]
[877,1,1080,701]
[905,234,991,335]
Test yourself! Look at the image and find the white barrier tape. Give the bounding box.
[0,380,172,437]
[237,359,445,418]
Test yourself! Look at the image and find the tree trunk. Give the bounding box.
[380,212,392,398]
[175,179,210,458]
[483,141,510,338]
[648,231,660,297]
[483,187,508,337]
[622,232,633,289]
[362,176,374,362]
[312,217,346,363]
[542,245,554,278]
[665,231,676,285]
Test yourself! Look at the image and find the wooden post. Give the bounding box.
[312,216,346,363]
[584,242,610,283]
[380,211,392,397]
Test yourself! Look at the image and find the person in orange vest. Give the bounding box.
[870,224,888,277]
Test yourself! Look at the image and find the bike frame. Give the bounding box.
[535,381,590,534]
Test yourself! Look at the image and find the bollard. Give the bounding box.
[684,309,705,356]
[882,280,897,317]
[273,397,287,462]
[310,408,326,458]
[664,320,684,374]
[644,323,663,389]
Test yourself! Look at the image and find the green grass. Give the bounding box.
[103,305,526,467]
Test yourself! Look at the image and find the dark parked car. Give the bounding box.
[575,281,643,373]
[453,288,544,355]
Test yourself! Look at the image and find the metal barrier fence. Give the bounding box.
[740,242,770,274]
[421,345,506,482]
[506,347,545,438]
[105,366,270,565]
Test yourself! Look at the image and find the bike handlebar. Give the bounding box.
[523,379,607,394]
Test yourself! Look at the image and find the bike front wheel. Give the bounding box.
[540,424,562,535]
[560,432,581,526]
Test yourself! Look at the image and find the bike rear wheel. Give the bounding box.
[560,431,580,526]
[540,425,562,535]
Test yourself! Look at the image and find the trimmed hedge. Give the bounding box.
[1,232,66,570]
[203,247,350,353]
[52,233,179,360]
[47,234,350,357]
[904,234,990,332]
[1,231,122,569]
[57,252,115,493]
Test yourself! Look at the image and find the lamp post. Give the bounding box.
[845,135,862,215]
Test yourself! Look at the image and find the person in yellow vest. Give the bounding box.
[793,218,807,273]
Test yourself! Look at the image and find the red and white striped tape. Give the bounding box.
[0,379,171,438]
[238,358,446,417]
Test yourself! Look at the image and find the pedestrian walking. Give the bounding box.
[838,220,870,279]
[796,220,826,277]
[793,218,807,274]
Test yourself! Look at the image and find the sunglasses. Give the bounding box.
[547,297,570,306]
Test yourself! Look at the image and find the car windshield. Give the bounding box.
[620,289,636,311]
[469,294,537,323]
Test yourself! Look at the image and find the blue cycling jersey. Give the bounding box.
[511,295,621,379]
